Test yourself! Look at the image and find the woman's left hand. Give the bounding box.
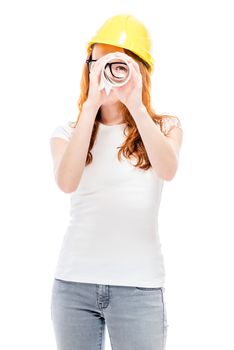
[111,52,144,113]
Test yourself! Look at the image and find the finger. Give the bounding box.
[91,53,119,77]
[90,63,103,85]
[91,52,127,79]
[97,52,123,63]
[129,62,138,78]
[113,51,133,62]
[115,54,141,78]
[130,62,142,84]
[130,59,141,74]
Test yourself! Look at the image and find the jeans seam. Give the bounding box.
[108,328,115,350]
[161,287,166,350]
[98,319,104,350]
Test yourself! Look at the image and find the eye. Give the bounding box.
[117,66,127,71]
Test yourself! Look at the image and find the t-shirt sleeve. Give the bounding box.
[49,124,73,142]
[161,116,183,136]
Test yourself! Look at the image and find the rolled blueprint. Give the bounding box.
[98,56,132,95]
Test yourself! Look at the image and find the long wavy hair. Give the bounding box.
[73,44,175,170]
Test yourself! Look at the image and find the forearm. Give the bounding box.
[56,101,99,192]
[129,105,178,181]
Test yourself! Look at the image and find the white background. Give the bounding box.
[0,0,233,349]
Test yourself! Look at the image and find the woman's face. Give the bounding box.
[91,43,125,105]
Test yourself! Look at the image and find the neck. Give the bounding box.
[99,102,125,125]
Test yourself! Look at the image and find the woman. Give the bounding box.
[50,13,183,350]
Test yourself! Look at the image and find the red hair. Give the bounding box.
[73,46,176,170]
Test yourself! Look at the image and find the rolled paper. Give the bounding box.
[98,56,131,95]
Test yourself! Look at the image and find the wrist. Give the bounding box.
[128,103,146,116]
[83,100,100,112]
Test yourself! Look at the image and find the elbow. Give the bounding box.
[162,171,176,181]
[154,159,179,181]
[59,185,76,194]
[55,174,78,193]
[57,182,77,193]
[163,162,179,181]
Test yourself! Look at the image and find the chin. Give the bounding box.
[102,93,119,105]
[102,100,119,106]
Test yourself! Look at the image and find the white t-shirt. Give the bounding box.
[50,116,182,288]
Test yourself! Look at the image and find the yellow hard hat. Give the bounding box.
[86,14,154,73]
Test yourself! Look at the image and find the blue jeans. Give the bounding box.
[51,278,168,350]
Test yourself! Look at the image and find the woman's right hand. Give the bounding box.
[85,52,119,109]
